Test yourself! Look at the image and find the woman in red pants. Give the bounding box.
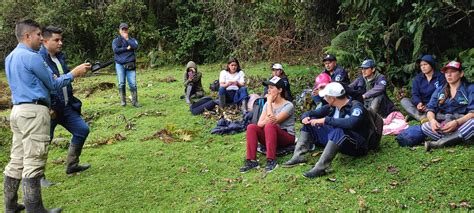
[240,76,296,173]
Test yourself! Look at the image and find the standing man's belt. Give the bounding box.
[17,100,49,107]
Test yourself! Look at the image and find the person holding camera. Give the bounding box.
[112,22,140,107]
[38,26,92,187]
[3,19,89,212]
[182,61,204,105]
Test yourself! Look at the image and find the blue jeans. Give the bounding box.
[218,86,248,104]
[50,106,90,146]
[115,63,137,91]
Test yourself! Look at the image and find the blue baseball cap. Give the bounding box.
[360,59,375,68]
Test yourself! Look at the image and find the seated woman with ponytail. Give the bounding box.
[422,61,473,151]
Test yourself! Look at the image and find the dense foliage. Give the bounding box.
[0,0,472,84]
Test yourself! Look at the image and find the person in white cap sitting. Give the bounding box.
[263,63,293,101]
[298,82,372,178]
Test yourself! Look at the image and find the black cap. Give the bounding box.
[119,23,129,29]
[322,54,337,62]
[263,76,285,89]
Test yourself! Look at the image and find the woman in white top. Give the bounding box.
[218,57,249,113]
[240,76,296,173]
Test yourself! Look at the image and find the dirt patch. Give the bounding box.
[157,76,177,83]
[0,80,12,110]
[78,82,115,97]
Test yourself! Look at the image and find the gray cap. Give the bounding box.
[119,23,129,29]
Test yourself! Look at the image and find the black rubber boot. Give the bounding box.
[131,90,141,107]
[218,95,226,109]
[425,131,464,152]
[303,141,339,178]
[4,175,25,213]
[185,85,193,105]
[66,144,91,175]
[282,131,313,168]
[119,86,126,107]
[22,177,62,213]
[40,175,55,188]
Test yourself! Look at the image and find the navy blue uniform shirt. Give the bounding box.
[322,64,350,85]
[426,81,474,115]
[411,71,446,105]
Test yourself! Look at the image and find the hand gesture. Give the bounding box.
[441,120,458,133]
[71,62,91,77]
[301,117,311,125]
[429,119,441,133]
[416,103,426,112]
[310,118,325,126]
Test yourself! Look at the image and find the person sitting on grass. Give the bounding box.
[240,76,296,173]
[263,63,293,101]
[348,59,396,117]
[422,60,473,151]
[182,61,204,105]
[295,82,372,178]
[401,55,445,122]
[218,57,249,113]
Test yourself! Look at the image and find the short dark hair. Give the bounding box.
[15,19,40,42]
[226,57,241,72]
[42,26,63,39]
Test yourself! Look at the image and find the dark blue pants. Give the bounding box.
[50,106,90,146]
[218,86,248,104]
[302,124,367,156]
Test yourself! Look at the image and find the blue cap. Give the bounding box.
[119,23,129,29]
[416,55,436,69]
[360,59,375,68]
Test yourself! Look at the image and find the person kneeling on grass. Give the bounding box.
[240,76,296,173]
[422,61,473,151]
[297,82,371,178]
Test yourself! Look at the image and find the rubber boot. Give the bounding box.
[66,144,91,175]
[425,131,464,152]
[131,90,141,107]
[185,85,193,105]
[40,175,55,188]
[241,99,248,114]
[303,141,339,178]
[4,175,25,213]
[22,177,62,213]
[119,86,126,107]
[219,95,226,109]
[282,131,313,167]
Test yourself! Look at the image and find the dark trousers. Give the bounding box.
[50,106,90,146]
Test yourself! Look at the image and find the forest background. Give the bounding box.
[0,0,473,84]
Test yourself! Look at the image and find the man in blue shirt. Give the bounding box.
[349,59,396,117]
[3,20,89,213]
[112,23,140,107]
[39,26,92,187]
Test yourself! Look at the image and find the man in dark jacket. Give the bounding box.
[39,26,92,186]
[112,23,140,107]
[349,59,396,117]
[312,54,350,105]
[290,82,372,178]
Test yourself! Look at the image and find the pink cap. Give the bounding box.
[315,73,331,89]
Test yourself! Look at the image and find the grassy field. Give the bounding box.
[0,62,473,211]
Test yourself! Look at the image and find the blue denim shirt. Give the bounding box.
[5,43,74,107]
[411,71,446,105]
[426,81,474,114]
[112,35,138,64]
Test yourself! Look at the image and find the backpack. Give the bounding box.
[366,108,383,150]
[190,96,217,115]
[251,98,266,124]
[396,125,426,147]
[209,80,219,92]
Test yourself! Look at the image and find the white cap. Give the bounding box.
[319,82,345,97]
[271,63,283,70]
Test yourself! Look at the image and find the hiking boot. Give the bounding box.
[265,159,278,173]
[40,175,55,188]
[282,131,313,168]
[239,160,259,173]
[22,177,62,213]
[425,131,464,152]
[119,86,126,106]
[131,90,141,107]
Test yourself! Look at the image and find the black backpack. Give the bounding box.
[209,80,219,92]
[366,108,383,150]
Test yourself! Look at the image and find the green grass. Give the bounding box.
[0,63,473,211]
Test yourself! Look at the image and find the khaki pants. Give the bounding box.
[4,104,50,179]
